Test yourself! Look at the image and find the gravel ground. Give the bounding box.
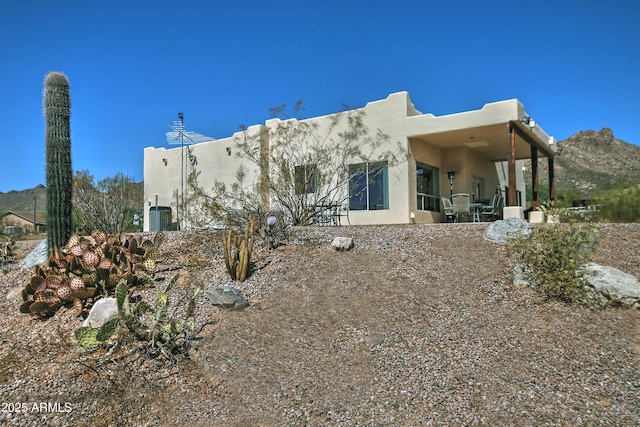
[0,223,639,426]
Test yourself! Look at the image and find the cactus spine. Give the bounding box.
[44,72,73,255]
[222,221,254,282]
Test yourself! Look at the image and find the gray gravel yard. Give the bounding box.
[0,223,638,426]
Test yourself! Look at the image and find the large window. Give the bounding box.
[294,164,317,195]
[349,161,389,210]
[416,162,439,211]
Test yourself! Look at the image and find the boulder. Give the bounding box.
[206,285,248,310]
[484,218,531,244]
[19,240,48,270]
[579,263,640,307]
[331,236,354,251]
[82,298,118,328]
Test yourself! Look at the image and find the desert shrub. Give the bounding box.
[594,183,640,223]
[539,200,599,224]
[507,222,598,303]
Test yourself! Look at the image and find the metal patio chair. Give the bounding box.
[451,193,471,222]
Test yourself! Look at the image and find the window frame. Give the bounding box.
[348,161,389,211]
[416,162,440,212]
[294,164,318,195]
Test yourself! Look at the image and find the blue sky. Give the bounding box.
[1,0,638,192]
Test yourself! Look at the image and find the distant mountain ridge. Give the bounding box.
[552,128,640,190]
[0,184,47,213]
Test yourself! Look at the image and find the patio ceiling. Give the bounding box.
[410,121,554,162]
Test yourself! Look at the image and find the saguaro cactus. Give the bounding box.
[43,72,73,255]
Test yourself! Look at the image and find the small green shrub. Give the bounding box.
[507,223,598,303]
[540,200,597,224]
[595,183,640,223]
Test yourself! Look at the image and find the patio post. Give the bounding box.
[531,145,539,210]
[507,124,517,206]
[548,157,555,201]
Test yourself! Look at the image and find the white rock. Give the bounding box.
[580,262,640,306]
[484,218,531,244]
[19,240,48,270]
[331,236,354,251]
[82,298,118,328]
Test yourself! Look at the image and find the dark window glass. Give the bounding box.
[294,164,317,194]
[416,162,440,211]
[349,161,388,211]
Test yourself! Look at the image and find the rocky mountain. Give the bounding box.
[554,128,640,190]
[0,184,47,213]
[526,128,640,192]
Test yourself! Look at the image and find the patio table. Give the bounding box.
[469,203,490,222]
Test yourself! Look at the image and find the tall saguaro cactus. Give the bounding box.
[43,72,73,254]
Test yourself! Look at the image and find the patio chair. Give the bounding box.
[441,197,455,222]
[481,194,503,221]
[451,193,471,222]
[331,202,350,226]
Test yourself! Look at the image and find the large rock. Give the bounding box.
[82,298,118,328]
[484,218,531,244]
[19,240,48,270]
[331,236,354,251]
[206,285,248,309]
[579,263,640,307]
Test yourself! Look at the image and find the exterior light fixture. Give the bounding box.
[266,214,277,228]
[447,171,456,200]
[520,116,536,128]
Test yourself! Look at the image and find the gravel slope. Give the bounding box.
[0,223,639,426]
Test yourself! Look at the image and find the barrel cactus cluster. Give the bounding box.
[222,221,254,282]
[20,231,165,318]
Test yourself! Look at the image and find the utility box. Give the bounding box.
[148,206,172,231]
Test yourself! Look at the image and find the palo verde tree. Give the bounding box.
[186,101,406,227]
[44,71,73,254]
[73,170,144,234]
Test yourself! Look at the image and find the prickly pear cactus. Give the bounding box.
[74,315,120,351]
[74,327,101,351]
[21,231,165,318]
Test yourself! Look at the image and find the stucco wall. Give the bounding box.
[143,91,550,229]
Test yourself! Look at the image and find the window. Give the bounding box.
[416,163,440,211]
[349,161,388,210]
[294,164,317,194]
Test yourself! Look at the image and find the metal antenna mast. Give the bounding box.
[166,114,214,230]
[167,113,188,230]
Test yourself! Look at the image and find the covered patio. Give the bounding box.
[406,98,556,222]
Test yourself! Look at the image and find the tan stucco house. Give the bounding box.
[143,91,556,230]
[1,211,46,234]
